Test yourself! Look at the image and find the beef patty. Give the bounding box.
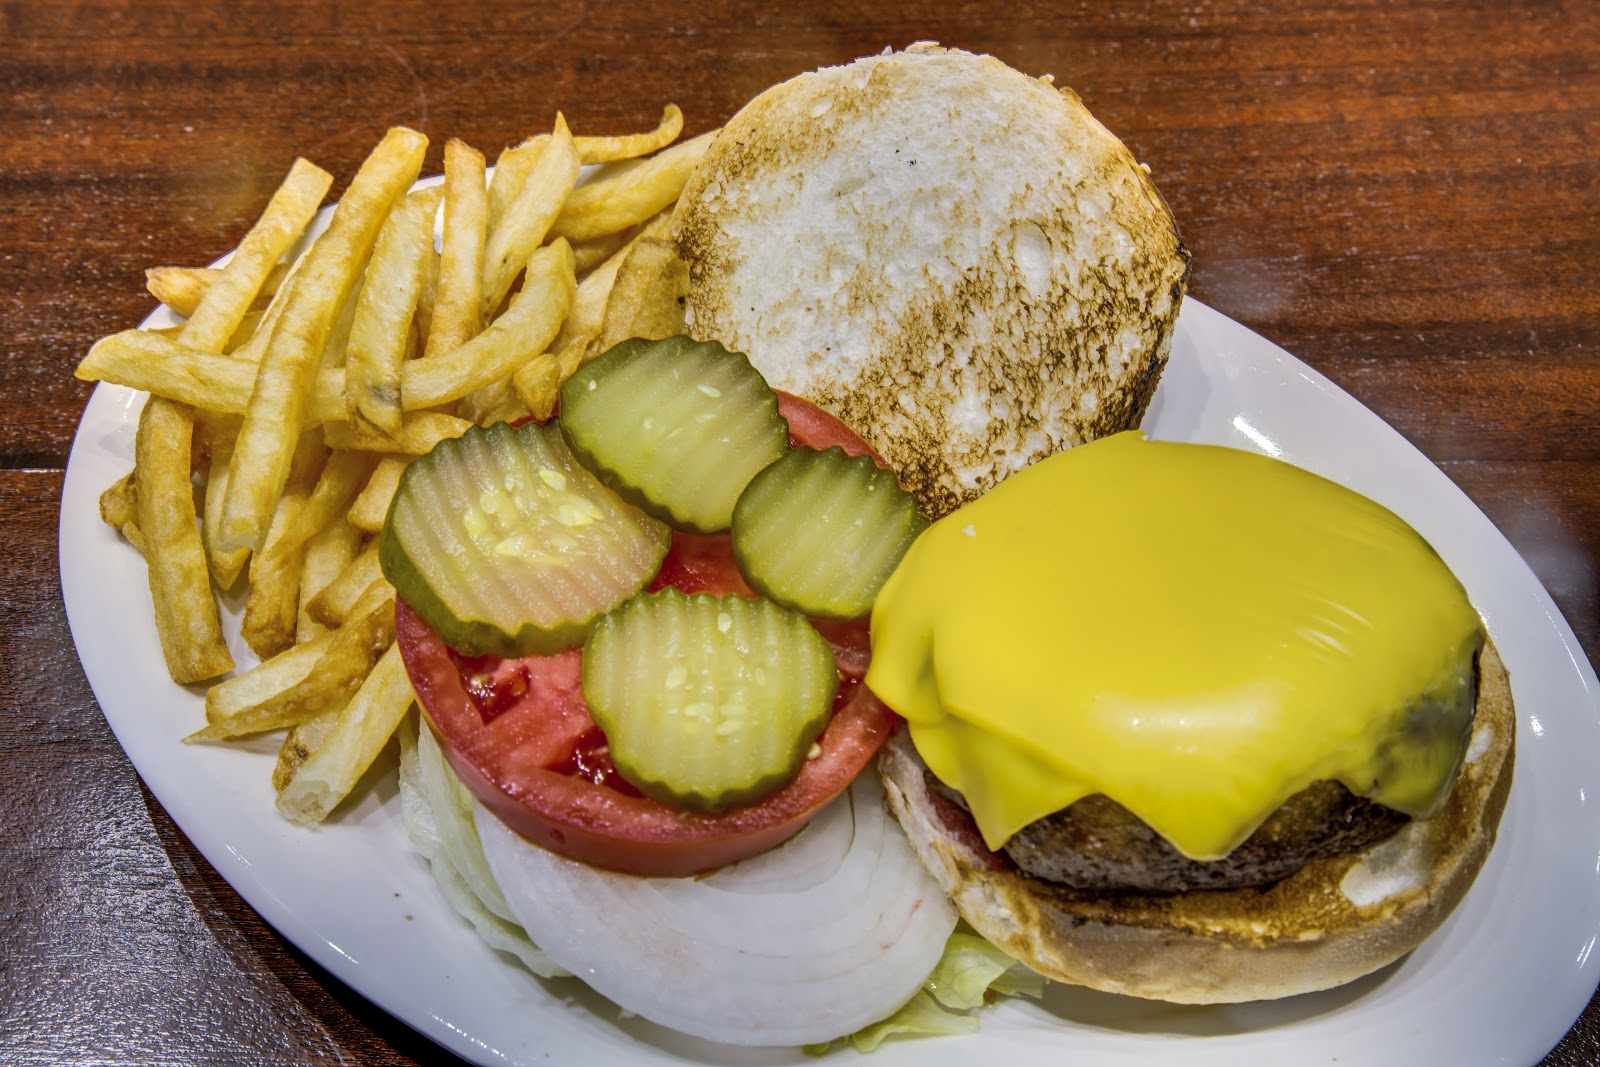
[1000,781,1409,893]
[927,655,1479,894]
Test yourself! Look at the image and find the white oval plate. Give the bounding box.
[62,289,1600,1065]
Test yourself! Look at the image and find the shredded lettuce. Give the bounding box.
[805,925,1044,1054]
[925,931,1046,1008]
[805,991,978,1053]
[397,714,570,978]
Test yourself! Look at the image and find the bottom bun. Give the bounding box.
[877,641,1515,1004]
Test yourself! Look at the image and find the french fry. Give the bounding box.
[348,456,408,534]
[99,470,142,548]
[471,382,532,427]
[486,136,541,239]
[206,626,340,724]
[574,104,683,164]
[195,413,246,575]
[276,642,415,826]
[512,331,596,421]
[193,409,242,456]
[510,354,560,421]
[357,235,565,417]
[346,186,442,443]
[570,225,641,276]
[481,115,579,321]
[134,397,234,683]
[324,412,471,456]
[145,261,293,318]
[306,542,387,626]
[550,213,669,354]
[297,515,365,642]
[186,589,394,742]
[145,267,216,319]
[404,238,576,419]
[180,158,333,355]
[414,246,439,353]
[554,332,592,379]
[228,262,301,365]
[549,129,715,244]
[241,430,327,659]
[201,475,247,587]
[272,703,342,792]
[317,266,365,370]
[147,311,269,352]
[219,309,266,354]
[81,244,573,423]
[218,126,428,554]
[242,500,309,660]
[554,252,623,353]
[426,139,488,360]
[78,331,259,412]
[198,428,251,591]
[272,447,380,557]
[591,235,691,354]
[126,159,333,683]
[81,238,311,408]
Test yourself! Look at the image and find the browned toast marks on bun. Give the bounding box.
[671,44,1191,518]
[878,641,1515,1004]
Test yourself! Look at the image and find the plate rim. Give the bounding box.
[58,293,1600,1067]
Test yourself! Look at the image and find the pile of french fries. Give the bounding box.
[79,107,709,826]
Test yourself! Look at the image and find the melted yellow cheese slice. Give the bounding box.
[866,431,1484,860]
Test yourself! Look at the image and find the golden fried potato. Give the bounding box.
[426,139,488,360]
[276,642,415,825]
[81,239,573,425]
[481,115,579,321]
[182,157,332,354]
[592,235,690,354]
[574,104,683,164]
[297,515,365,643]
[272,703,342,793]
[145,261,292,319]
[188,588,394,741]
[305,542,387,626]
[218,126,427,554]
[348,456,408,535]
[134,397,234,683]
[346,186,442,443]
[241,430,327,659]
[549,129,714,244]
[99,470,142,549]
[323,412,471,456]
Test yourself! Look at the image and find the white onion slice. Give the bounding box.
[475,772,959,1046]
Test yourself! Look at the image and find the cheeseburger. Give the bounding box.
[868,431,1514,1003]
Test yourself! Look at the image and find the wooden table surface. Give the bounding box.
[3,1,1596,1063]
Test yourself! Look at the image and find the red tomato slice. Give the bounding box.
[397,392,898,877]
[778,390,886,462]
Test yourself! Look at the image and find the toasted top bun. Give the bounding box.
[877,641,1516,1003]
[671,44,1190,517]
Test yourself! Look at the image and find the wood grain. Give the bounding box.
[2,0,1595,1062]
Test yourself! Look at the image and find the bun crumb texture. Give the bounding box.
[672,46,1191,518]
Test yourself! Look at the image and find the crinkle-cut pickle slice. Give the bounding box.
[582,588,839,812]
[733,445,928,620]
[558,335,790,533]
[380,420,669,657]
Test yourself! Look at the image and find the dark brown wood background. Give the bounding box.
[2,1,1595,1063]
